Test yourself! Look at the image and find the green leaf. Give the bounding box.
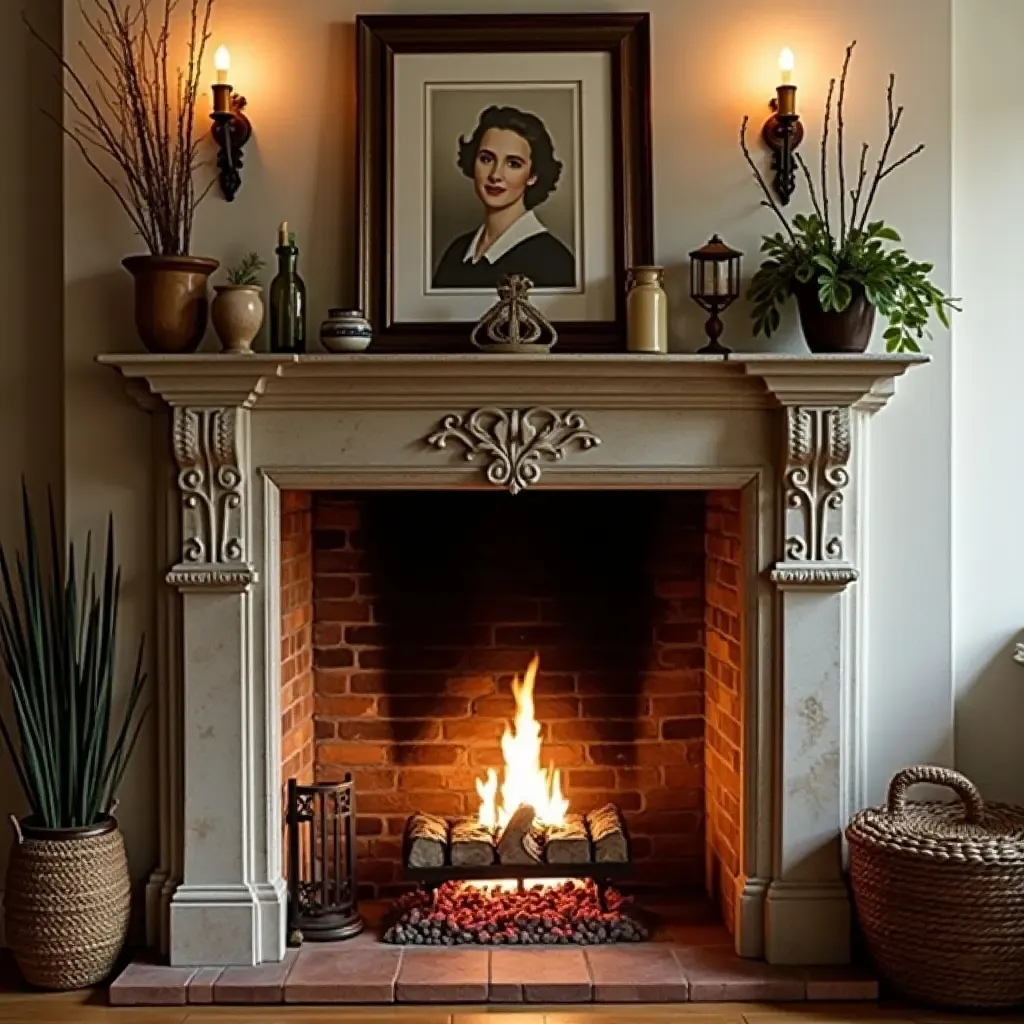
[875,226,902,242]
[794,264,815,284]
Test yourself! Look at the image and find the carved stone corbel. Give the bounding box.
[168,407,257,590]
[771,406,857,588]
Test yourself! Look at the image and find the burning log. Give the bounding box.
[587,803,629,863]
[405,812,448,869]
[544,813,590,864]
[450,817,497,867]
[496,803,544,865]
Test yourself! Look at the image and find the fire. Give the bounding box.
[475,655,568,830]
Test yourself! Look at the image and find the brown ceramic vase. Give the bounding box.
[122,254,220,354]
[795,283,876,354]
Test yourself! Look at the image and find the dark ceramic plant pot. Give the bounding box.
[795,283,876,354]
[5,815,130,990]
[123,254,219,354]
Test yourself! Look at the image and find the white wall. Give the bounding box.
[0,0,64,891]
[57,0,957,914]
[951,0,1024,803]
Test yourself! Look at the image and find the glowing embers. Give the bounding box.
[382,880,648,946]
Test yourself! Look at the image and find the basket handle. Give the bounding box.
[886,765,985,824]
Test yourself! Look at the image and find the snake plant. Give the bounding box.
[0,486,147,829]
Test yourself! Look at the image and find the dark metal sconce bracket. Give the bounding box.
[211,94,253,203]
[761,99,804,206]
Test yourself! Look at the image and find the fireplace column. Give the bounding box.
[165,405,286,967]
[764,404,859,965]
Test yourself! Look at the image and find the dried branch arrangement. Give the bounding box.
[739,41,958,351]
[27,0,216,256]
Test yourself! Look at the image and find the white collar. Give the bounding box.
[462,210,549,264]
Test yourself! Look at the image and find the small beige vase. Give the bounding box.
[212,285,264,354]
[626,266,669,353]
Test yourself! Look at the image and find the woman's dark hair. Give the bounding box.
[457,105,563,209]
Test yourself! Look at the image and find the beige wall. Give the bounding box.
[0,0,64,886]
[55,0,954,925]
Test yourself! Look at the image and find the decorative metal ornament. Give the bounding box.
[470,274,558,353]
[427,407,600,494]
[286,776,363,942]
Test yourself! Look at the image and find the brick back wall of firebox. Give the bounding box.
[308,491,707,900]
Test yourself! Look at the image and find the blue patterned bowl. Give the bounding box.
[320,309,372,352]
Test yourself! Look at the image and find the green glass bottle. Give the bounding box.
[269,222,307,353]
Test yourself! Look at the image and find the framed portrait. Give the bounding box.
[355,13,654,352]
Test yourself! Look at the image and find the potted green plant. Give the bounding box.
[212,252,266,354]
[0,489,147,990]
[740,42,959,353]
[29,0,218,353]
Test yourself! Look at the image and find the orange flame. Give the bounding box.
[476,655,568,830]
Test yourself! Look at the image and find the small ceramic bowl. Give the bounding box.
[320,309,372,353]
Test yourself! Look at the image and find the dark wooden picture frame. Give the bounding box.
[355,13,654,353]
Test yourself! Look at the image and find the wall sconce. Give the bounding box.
[690,235,742,355]
[761,48,803,205]
[210,45,252,202]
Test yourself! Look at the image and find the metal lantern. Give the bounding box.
[689,235,743,355]
[286,776,363,942]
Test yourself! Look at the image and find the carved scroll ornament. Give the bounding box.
[172,407,246,565]
[426,407,600,494]
[771,406,858,587]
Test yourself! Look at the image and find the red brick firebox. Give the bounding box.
[278,489,745,927]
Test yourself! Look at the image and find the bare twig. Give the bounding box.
[740,117,796,242]
[794,153,826,225]
[878,143,926,182]
[836,41,856,247]
[858,74,917,233]
[820,77,836,248]
[24,0,215,256]
[849,141,869,230]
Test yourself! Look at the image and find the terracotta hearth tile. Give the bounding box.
[284,945,402,1003]
[586,945,689,1002]
[186,966,224,1003]
[657,921,734,947]
[108,962,198,1005]
[673,946,806,1002]
[212,949,298,1003]
[396,948,489,1002]
[489,948,592,1003]
[802,964,880,1000]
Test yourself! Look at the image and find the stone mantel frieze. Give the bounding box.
[98,352,927,413]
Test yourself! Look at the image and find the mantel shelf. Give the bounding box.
[97,351,929,413]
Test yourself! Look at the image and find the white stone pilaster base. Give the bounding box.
[170,882,286,967]
[764,880,851,964]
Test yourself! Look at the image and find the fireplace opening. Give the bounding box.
[279,488,745,943]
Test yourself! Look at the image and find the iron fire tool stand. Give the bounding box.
[286,776,364,942]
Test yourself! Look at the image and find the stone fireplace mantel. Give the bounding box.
[100,351,925,969]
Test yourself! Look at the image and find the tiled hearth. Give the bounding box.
[101,352,925,972]
[111,905,878,1005]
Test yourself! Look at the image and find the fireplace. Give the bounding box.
[275,488,748,948]
[100,351,925,968]
[279,489,744,931]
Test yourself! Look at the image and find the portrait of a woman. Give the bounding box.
[431,104,577,290]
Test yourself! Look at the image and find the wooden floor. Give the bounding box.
[0,985,1014,1024]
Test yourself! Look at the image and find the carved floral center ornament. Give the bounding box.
[427,407,600,496]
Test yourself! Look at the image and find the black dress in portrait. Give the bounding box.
[432,229,576,289]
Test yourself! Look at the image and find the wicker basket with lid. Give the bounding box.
[846,765,1024,1008]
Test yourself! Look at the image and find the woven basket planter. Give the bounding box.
[4,815,130,990]
[847,765,1024,1009]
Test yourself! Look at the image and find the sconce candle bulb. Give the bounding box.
[779,47,794,86]
[215,45,231,85]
